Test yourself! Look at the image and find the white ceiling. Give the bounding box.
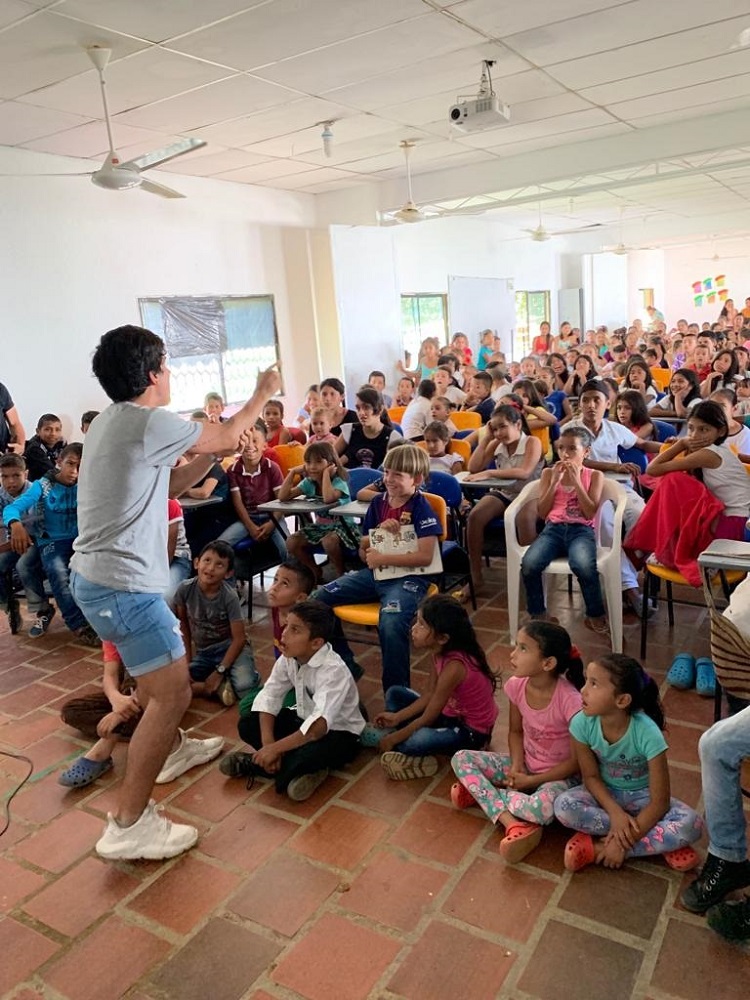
[1,0,750,233]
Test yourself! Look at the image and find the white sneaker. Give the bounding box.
[286,769,329,801]
[155,729,224,784]
[95,800,198,860]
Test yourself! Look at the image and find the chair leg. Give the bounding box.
[666,580,674,628]
[640,569,651,660]
[468,575,477,611]
[602,571,623,654]
[567,573,573,596]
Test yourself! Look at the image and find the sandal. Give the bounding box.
[663,846,701,871]
[499,822,543,864]
[450,782,476,809]
[58,756,113,788]
[564,832,596,872]
[584,617,610,636]
[695,658,716,698]
[666,653,696,690]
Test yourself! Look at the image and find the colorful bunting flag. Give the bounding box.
[694,294,704,306]
[703,278,713,291]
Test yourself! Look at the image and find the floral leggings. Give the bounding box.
[451,750,579,825]
[554,785,703,856]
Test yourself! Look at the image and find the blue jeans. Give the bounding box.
[698,705,750,862]
[189,638,259,699]
[385,686,491,756]
[219,518,287,561]
[315,570,431,692]
[0,546,49,614]
[521,522,605,618]
[38,539,86,632]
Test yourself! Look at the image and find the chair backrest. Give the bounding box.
[348,466,382,495]
[387,406,406,424]
[448,437,471,463]
[650,367,672,391]
[273,442,305,477]
[617,445,648,473]
[285,426,307,445]
[424,470,463,509]
[422,491,448,542]
[504,477,627,550]
[651,419,676,442]
[451,410,482,430]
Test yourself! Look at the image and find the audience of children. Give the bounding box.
[451,622,583,863]
[335,386,402,466]
[172,540,260,707]
[422,420,464,474]
[24,413,66,481]
[0,453,51,632]
[394,375,416,407]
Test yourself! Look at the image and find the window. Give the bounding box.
[139,295,280,412]
[400,294,448,363]
[515,291,551,357]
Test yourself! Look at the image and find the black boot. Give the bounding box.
[681,853,750,913]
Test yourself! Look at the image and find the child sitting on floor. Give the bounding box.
[24,413,66,481]
[3,443,99,645]
[452,621,583,863]
[58,640,224,788]
[279,442,356,580]
[172,540,260,707]
[219,600,365,800]
[521,426,609,635]
[422,420,464,474]
[365,594,497,780]
[555,654,703,872]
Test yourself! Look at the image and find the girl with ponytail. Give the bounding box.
[451,622,584,864]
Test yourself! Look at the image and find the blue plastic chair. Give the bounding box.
[652,419,676,442]
[617,445,648,473]
[424,471,476,608]
[348,467,382,496]
[453,429,474,441]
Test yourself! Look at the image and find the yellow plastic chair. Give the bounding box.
[451,411,482,431]
[650,367,672,391]
[416,437,471,466]
[334,493,447,631]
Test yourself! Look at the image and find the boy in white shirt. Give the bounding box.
[220,600,365,800]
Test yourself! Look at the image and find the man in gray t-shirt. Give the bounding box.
[70,325,279,861]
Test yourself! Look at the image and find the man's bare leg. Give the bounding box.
[115,657,191,826]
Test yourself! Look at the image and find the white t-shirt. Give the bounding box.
[703,444,750,518]
[725,424,750,459]
[401,397,434,440]
[444,385,467,406]
[72,403,202,592]
[569,417,637,463]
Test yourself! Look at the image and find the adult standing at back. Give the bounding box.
[0,381,26,455]
[70,326,279,860]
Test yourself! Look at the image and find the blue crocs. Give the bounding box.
[695,658,717,698]
[666,653,696,690]
[58,756,113,788]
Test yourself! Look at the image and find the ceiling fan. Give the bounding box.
[381,141,428,225]
[0,46,206,198]
[522,204,603,242]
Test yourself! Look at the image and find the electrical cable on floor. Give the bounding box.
[0,749,34,837]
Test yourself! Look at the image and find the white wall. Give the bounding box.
[0,146,316,441]
[583,253,628,329]
[662,241,750,325]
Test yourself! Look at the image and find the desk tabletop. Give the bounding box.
[256,498,336,515]
[329,500,370,518]
[455,471,517,491]
[180,495,223,509]
[698,539,750,570]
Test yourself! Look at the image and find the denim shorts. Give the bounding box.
[70,571,185,676]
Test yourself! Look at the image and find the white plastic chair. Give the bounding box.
[504,479,627,653]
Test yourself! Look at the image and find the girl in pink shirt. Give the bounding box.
[451,622,583,864]
[364,594,498,781]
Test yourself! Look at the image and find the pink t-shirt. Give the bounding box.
[547,466,595,526]
[504,674,582,774]
[439,651,499,735]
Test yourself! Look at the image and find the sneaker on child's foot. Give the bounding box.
[155,730,224,784]
[219,751,262,779]
[286,769,329,801]
[681,853,750,913]
[360,722,394,748]
[95,800,198,860]
[584,616,610,636]
[74,625,102,648]
[28,607,56,638]
[380,751,439,781]
[707,898,750,942]
[217,677,236,707]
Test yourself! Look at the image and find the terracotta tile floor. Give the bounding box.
[0,565,747,1000]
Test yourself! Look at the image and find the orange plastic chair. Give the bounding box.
[272,443,305,477]
[650,367,671,391]
[387,406,407,424]
[416,438,470,466]
[334,493,447,629]
[451,411,482,431]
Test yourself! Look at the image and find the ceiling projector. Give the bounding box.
[449,59,510,133]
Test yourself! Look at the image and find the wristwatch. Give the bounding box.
[216,663,228,675]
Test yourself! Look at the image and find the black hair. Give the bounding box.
[80,410,100,428]
[36,413,61,430]
[253,418,268,437]
[520,622,584,689]
[594,654,665,729]
[264,398,284,417]
[437,354,457,370]
[472,371,492,389]
[92,325,166,403]
[191,409,208,420]
[579,379,609,399]
[368,370,385,381]
[689,400,729,445]
[624,358,654,389]
[512,378,545,407]
[423,419,450,443]
[615,389,651,430]
[670,368,701,406]
[198,539,235,569]
[355,385,387,419]
[59,442,83,462]
[711,349,739,381]
[558,424,594,449]
[303,441,348,481]
[710,387,737,407]
[0,453,25,470]
[320,376,346,401]
[278,557,315,595]
[491,399,532,436]
[417,379,437,400]
[419,594,497,690]
[287,599,335,644]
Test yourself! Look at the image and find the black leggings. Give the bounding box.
[238,708,360,793]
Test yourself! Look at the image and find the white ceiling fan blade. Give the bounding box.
[139,178,185,199]
[0,171,93,177]
[123,138,207,173]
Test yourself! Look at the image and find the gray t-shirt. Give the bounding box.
[72,403,202,592]
[172,577,242,649]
